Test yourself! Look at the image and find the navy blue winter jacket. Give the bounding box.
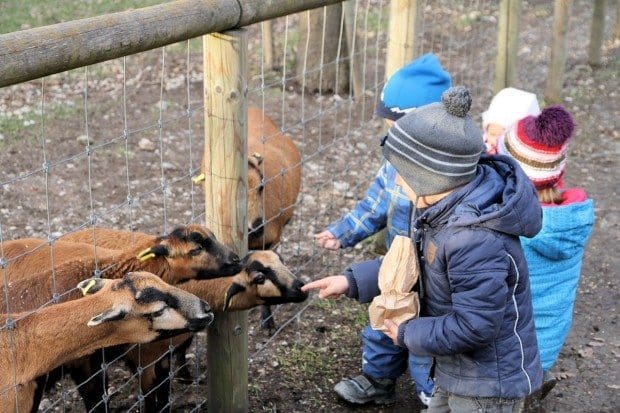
[345,155,543,399]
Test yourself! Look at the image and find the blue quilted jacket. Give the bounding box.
[523,193,594,371]
[349,155,544,399]
[328,161,411,249]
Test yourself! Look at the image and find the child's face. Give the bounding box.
[483,123,505,154]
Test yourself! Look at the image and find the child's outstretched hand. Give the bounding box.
[314,230,341,250]
[301,275,349,299]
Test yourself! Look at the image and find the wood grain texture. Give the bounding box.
[203,29,249,412]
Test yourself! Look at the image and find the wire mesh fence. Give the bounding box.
[1,0,614,411]
[0,0,500,411]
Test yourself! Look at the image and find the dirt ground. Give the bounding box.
[0,1,618,412]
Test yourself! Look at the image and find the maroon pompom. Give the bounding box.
[521,105,575,148]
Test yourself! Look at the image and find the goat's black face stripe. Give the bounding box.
[168,227,186,241]
[246,261,282,289]
[136,287,180,309]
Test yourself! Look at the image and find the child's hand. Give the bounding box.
[301,275,349,299]
[384,319,400,345]
[314,230,341,250]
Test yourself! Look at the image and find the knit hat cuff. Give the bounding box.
[375,98,413,121]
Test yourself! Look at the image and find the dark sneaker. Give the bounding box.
[540,372,557,400]
[334,374,397,405]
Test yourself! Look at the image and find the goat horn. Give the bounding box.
[223,291,230,311]
[79,279,97,296]
[192,173,205,184]
[137,248,156,262]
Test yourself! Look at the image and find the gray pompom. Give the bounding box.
[442,86,472,117]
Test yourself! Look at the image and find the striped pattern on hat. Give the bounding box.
[499,121,569,189]
[386,120,480,178]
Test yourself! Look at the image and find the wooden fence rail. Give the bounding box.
[0,0,342,88]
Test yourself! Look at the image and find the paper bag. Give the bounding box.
[369,235,420,333]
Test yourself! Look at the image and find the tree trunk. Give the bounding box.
[296,4,349,95]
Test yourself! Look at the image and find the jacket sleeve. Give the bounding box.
[327,163,391,248]
[398,230,510,356]
[343,258,382,303]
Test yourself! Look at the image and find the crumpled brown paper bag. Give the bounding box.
[369,235,420,333]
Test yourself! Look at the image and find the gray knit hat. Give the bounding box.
[382,86,485,196]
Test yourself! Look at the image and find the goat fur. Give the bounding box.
[0,272,211,412]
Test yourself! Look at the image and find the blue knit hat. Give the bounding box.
[376,53,452,121]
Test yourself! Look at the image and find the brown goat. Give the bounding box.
[194,107,302,249]
[0,272,213,412]
[0,225,241,411]
[0,225,242,313]
[96,250,308,411]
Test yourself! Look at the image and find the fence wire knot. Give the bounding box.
[5,317,15,330]
[0,257,7,269]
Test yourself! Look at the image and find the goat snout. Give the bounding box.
[292,279,309,301]
[220,252,242,275]
[187,301,215,331]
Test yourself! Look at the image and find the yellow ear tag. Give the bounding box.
[192,173,206,184]
[80,279,97,296]
[137,248,156,262]
[223,291,229,311]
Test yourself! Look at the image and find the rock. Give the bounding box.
[138,138,156,151]
[161,161,176,171]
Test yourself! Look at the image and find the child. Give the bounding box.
[315,53,452,406]
[497,105,595,394]
[304,86,543,412]
[482,87,540,154]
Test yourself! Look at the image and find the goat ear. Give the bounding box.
[87,308,127,326]
[137,245,169,262]
[249,152,263,168]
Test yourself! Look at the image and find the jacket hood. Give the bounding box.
[419,154,542,238]
[522,198,594,260]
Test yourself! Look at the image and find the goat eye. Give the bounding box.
[253,273,266,284]
[189,246,204,256]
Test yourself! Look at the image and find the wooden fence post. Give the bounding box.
[494,0,522,93]
[544,0,571,104]
[261,21,275,70]
[588,0,606,67]
[615,0,620,40]
[343,0,364,98]
[385,0,420,81]
[203,29,249,413]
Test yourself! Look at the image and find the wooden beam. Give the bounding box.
[588,0,606,67]
[494,0,522,92]
[343,0,364,98]
[261,20,275,70]
[544,0,571,103]
[385,0,420,80]
[203,29,249,412]
[0,0,343,87]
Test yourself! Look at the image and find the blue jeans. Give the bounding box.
[426,387,524,413]
[362,325,434,396]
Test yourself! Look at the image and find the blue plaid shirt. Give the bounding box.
[328,161,413,249]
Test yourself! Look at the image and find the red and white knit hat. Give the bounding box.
[498,105,575,190]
